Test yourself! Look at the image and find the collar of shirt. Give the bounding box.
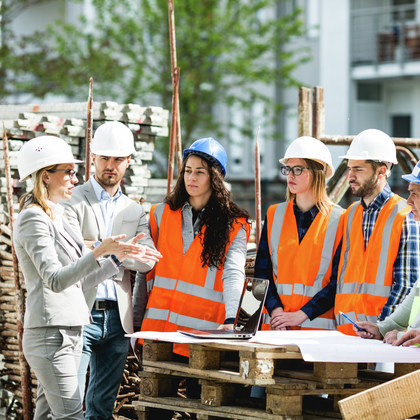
[90,175,122,204]
[48,200,65,230]
[360,183,393,211]
[292,201,319,220]
[292,201,319,243]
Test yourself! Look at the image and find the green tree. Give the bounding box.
[3,0,309,173]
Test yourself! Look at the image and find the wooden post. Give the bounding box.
[2,123,33,419]
[254,127,261,249]
[168,0,182,172]
[298,87,311,137]
[85,78,93,182]
[312,86,325,139]
[167,67,180,196]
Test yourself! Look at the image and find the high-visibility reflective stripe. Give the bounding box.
[261,313,270,325]
[154,276,177,290]
[153,275,224,303]
[357,283,391,297]
[314,205,342,285]
[293,283,324,297]
[152,203,165,250]
[376,200,407,287]
[275,284,293,296]
[357,314,378,323]
[338,282,358,294]
[169,312,219,330]
[269,204,287,272]
[301,317,336,330]
[205,265,218,290]
[176,281,223,302]
[146,279,154,293]
[337,281,391,297]
[337,203,357,290]
[144,307,170,321]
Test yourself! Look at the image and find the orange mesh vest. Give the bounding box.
[141,203,250,356]
[335,195,410,336]
[261,201,344,330]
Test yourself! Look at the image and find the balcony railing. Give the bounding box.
[351,4,420,66]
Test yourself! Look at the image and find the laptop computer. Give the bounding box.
[178,277,269,339]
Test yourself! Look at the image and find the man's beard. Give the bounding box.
[350,174,378,198]
[96,172,121,188]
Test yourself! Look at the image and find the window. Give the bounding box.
[357,83,382,101]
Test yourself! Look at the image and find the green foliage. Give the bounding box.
[1,0,309,174]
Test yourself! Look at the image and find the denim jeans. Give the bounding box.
[78,307,129,420]
[23,326,84,420]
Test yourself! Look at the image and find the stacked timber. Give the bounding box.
[0,222,36,417]
[0,101,169,212]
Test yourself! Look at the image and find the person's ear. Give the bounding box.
[42,171,49,184]
[378,165,387,178]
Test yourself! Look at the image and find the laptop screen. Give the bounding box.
[234,277,268,333]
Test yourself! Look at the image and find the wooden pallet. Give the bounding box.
[133,340,406,419]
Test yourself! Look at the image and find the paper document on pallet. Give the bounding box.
[251,330,420,363]
[128,330,420,363]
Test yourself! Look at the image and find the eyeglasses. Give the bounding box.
[280,166,310,176]
[47,169,77,179]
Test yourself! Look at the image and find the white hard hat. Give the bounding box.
[339,129,398,164]
[17,136,83,182]
[280,136,335,180]
[91,121,135,157]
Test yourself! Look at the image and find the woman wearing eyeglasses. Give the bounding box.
[254,136,344,331]
[14,136,150,419]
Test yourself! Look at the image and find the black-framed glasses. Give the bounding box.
[47,169,77,179]
[280,166,310,176]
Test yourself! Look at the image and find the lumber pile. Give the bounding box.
[0,101,169,214]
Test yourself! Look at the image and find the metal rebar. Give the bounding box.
[85,78,93,182]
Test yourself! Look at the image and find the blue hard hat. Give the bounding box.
[402,161,420,184]
[183,137,227,177]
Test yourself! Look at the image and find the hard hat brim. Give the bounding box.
[18,158,84,183]
[91,149,134,157]
[402,173,420,184]
[338,154,399,165]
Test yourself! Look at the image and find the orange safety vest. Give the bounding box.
[141,203,250,356]
[335,195,410,336]
[261,201,344,331]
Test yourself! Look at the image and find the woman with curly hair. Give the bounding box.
[139,137,251,356]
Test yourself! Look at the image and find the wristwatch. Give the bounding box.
[93,240,101,249]
[110,254,122,267]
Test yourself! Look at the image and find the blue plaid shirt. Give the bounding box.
[254,201,341,320]
[359,183,420,321]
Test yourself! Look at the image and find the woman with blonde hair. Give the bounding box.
[255,136,344,330]
[14,136,156,419]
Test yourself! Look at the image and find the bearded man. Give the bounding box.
[334,129,419,338]
[61,121,160,419]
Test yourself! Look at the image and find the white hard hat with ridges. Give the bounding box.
[339,129,398,164]
[280,136,335,179]
[17,136,83,182]
[91,121,135,157]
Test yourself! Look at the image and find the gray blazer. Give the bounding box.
[14,206,119,329]
[61,179,156,334]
